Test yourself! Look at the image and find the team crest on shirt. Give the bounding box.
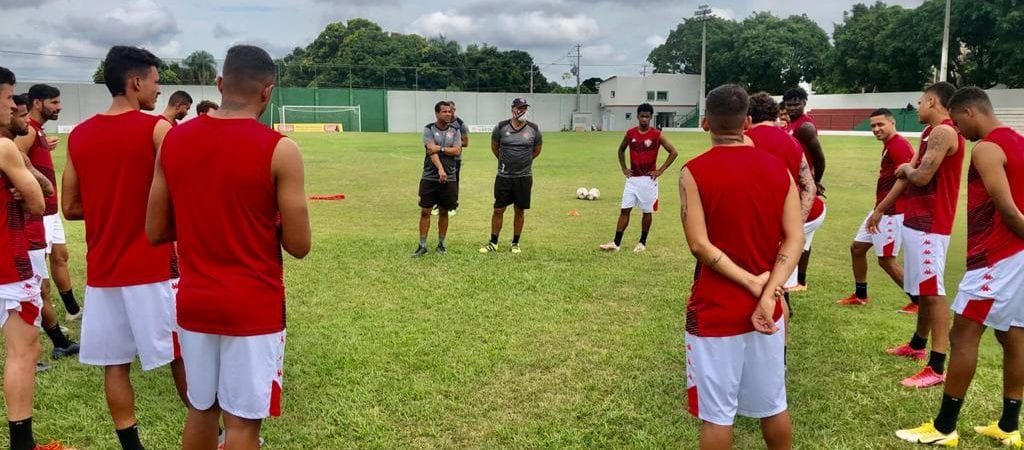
[644,139,653,148]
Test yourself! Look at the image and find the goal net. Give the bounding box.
[277,105,361,133]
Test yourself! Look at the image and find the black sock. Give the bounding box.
[512,235,520,244]
[797,272,807,286]
[613,231,623,247]
[116,423,145,450]
[59,289,80,315]
[999,398,1022,432]
[908,293,920,304]
[489,234,498,244]
[934,394,963,434]
[9,417,35,450]
[44,323,72,349]
[909,333,928,351]
[783,292,792,318]
[929,351,947,374]
[855,282,868,299]
[639,231,649,245]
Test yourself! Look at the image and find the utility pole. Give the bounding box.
[695,5,711,119]
[573,43,582,113]
[939,0,951,82]
[529,64,534,94]
[640,63,649,77]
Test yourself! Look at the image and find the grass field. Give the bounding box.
[17,129,1007,449]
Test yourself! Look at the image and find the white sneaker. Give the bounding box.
[633,243,646,253]
[66,310,82,322]
[599,242,620,252]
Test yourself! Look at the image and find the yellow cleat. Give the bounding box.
[974,421,1022,448]
[896,421,959,447]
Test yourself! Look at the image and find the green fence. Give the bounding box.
[259,87,388,132]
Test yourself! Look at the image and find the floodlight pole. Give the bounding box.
[939,0,951,82]
[695,5,712,119]
[574,43,582,113]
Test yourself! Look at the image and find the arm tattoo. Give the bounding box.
[776,253,789,265]
[680,175,688,222]
[708,251,723,268]
[798,160,814,219]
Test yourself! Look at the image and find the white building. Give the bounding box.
[598,73,701,131]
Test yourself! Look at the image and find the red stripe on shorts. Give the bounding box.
[962,298,995,324]
[270,380,282,417]
[882,241,895,258]
[919,276,939,296]
[17,301,39,326]
[687,385,699,418]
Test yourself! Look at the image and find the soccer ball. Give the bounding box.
[576,187,589,199]
[587,188,600,200]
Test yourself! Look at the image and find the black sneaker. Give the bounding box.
[436,244,447,255]
[412,246,429,258]
[52,341,80,359]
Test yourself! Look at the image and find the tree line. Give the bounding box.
[648,0,1024,94]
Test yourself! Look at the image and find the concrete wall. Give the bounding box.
[387,91,600,133]
[805,88,1024,110]
[18,81,222,133]
[599,74,701,107]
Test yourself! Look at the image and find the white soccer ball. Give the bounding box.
[587,188,600,200]
[576,187,589,199]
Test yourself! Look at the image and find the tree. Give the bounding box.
[647,15,739,82]
[93,60,184,85]
[180,50,217,85]
[581,77,602,92]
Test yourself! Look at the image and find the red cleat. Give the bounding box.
[35,442,77,450]
[886,343,927,360]
[898,303,919,314]
[836,294,868,306]
[901,366,945,388]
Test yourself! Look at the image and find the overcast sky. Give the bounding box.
[0,0,924,86]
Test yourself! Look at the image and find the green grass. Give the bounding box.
[16,130,1006,449]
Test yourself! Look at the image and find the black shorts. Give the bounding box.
[418,179,459,210]
[494,176,532,209]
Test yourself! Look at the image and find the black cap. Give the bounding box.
[512,98,530,108]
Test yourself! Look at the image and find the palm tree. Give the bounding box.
[182,50,218,85]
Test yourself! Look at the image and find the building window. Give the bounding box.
[657,91,668,101]
[610,90,615,98]
[646,91,655,101]
[626,112,632,120]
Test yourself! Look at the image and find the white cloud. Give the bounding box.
[62,0,179,48]
[645,34,666,48]
[711,7,737,21]
[584,44,628,64]
[213,23,236,39]
[493,12,600,47]
[409,12,479,39]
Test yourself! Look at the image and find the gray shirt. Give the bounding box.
[452,117,469,161]
[491,119,542,178]
[421,122,461,182]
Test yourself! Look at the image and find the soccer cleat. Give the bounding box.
[896,421,959,446]
[633,243,646,253]
[901,366,946,388]
[34,441,78,450]
[430,206,439,216]
[435,244,447,255]
[411,246,429,258]
[886,343,928,360]
[974,421,1022,447]
[479,243,498,253]
[65,310,82,322]
[447,209,457,216]
[510,243,522,254]
[599,242,620,252]
[899,302,920,314]
[52,342,79,360]
[836,294,868,306]
[35,362,52,373]
[788,283,808,292]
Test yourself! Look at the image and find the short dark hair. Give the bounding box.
[12,94,28,107]
[0,66,15,86]
[705,84,749,132]
[748,92,778,123]
[637,103,654,115]
[221,45,274,95]
[27,84,60,103]
[949,86,993,114]
[103,46,162,97]
[196,100,218,114]
[870,108,893,118]
[434,100,451,113]
[168,90,193,106]
[924,81,957,110]
[782,87,808,102]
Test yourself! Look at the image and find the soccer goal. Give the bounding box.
[277,105,362,133]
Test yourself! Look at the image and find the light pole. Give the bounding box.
[695,4,712,119]
[939,0,951,82]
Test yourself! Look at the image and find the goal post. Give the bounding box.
[277,105,362,133]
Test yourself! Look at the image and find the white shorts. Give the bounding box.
[951,250,1024,331]
[79,281,177,371]
[853,212,903,258]
[0,280,42,328]
[621,177,658,213]
[29,249,48,280]
[902,227,951,297]
[685,320,787,426]
[785,206,827,288]
[43,214,66,252]
[179,329,286,420]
